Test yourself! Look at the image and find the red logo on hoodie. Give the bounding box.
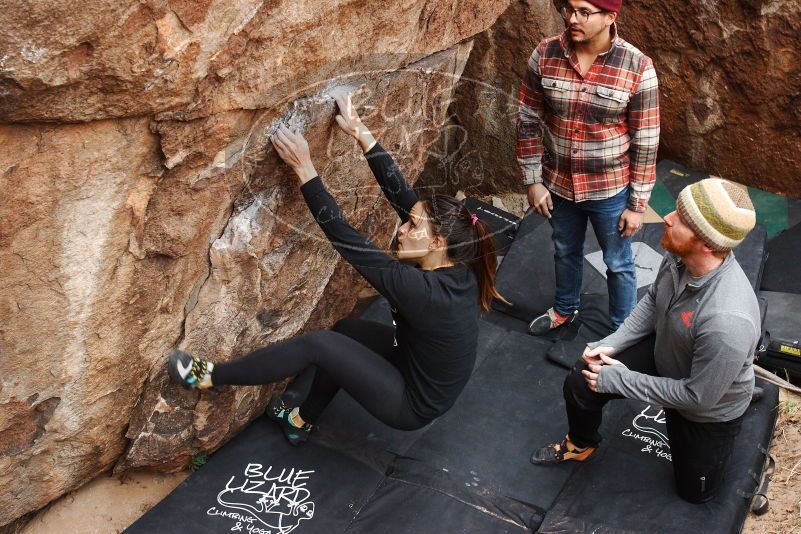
[681,311,694,328]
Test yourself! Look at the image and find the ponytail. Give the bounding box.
[420,195,507,313]
[469,218,507,312]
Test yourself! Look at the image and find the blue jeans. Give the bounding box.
[549,187,636,329]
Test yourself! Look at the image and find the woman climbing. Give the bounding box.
[168,89,503,445]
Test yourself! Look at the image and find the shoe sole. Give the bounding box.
[282,430,308,446]
[527,311,579,336]
[530,446,596,465]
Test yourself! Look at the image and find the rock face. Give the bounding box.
[619,0,801,196]
[118,48,475,474]
[1,0,501,123]
[419,0,801,198]
[0,0,508,526]
[419,0,563,196]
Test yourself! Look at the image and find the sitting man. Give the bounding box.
[531,178,760,504]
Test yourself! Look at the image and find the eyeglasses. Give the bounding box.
[560,6,606,23]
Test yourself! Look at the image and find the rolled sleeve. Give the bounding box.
[517,45,546,187]
[626,60,660,212]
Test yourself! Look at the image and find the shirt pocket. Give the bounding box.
[541,77,574,117]
[588,85,631,124]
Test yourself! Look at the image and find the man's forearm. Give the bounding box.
[590,287,657,353]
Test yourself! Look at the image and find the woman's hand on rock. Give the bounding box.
[271,125,318,185]
[330,87,376,152]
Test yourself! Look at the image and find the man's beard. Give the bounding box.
[660,226,696,256]
[569,25,602,44]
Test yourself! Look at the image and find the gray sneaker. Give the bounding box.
[528,308,578,336]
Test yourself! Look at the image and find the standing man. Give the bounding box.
[531,179,760,504]
[517,0,660,335]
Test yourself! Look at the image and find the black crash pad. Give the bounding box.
[128,214,776,534]
[463,197,524,257]
[539,382,778,534]
[346,457,542,534]
[125,418,389,534]
[761,222,801,294]
[654,160,706,200]
[757,291,801,378]
[127,315,556,534]
[403,330,575,514]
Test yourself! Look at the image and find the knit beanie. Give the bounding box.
[676,178,756,251]
[588,0,622,12]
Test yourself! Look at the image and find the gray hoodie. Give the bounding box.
[594,252,760,423]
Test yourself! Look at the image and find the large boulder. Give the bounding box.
[0,0,510,526]
[118,45,475,473]
[0,0,505,123]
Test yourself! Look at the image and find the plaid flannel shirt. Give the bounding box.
[516,24,660,213]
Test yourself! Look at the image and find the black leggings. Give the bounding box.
[563,334,743,504]
[211,318,428,430]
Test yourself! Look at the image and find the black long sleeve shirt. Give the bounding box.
[300,143,479,421]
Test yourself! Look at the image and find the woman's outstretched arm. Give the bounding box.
[331,89,418,223]
[271,126,429,312]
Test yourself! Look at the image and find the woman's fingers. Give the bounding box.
[273,129,290,151]
[330,87,349,103]
[271,136,290,162]
[277,125,293,144]
[271,131,297,162]
[270,132,283,151]
[272,125,313,172]
[334,91,352,116]
[333,92,349,113]
[276,127,300,155]
[279,125,309,149]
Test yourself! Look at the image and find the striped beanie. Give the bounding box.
[676,178,756,251]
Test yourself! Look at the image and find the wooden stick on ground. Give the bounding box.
[754,365,801,395]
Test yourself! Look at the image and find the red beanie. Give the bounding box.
[588,0,622,12]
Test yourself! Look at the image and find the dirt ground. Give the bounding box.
[20,471,189,534]
[745,389,801,534]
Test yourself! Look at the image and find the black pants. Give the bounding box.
[211,318,428,430]
[563,334,744,503]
